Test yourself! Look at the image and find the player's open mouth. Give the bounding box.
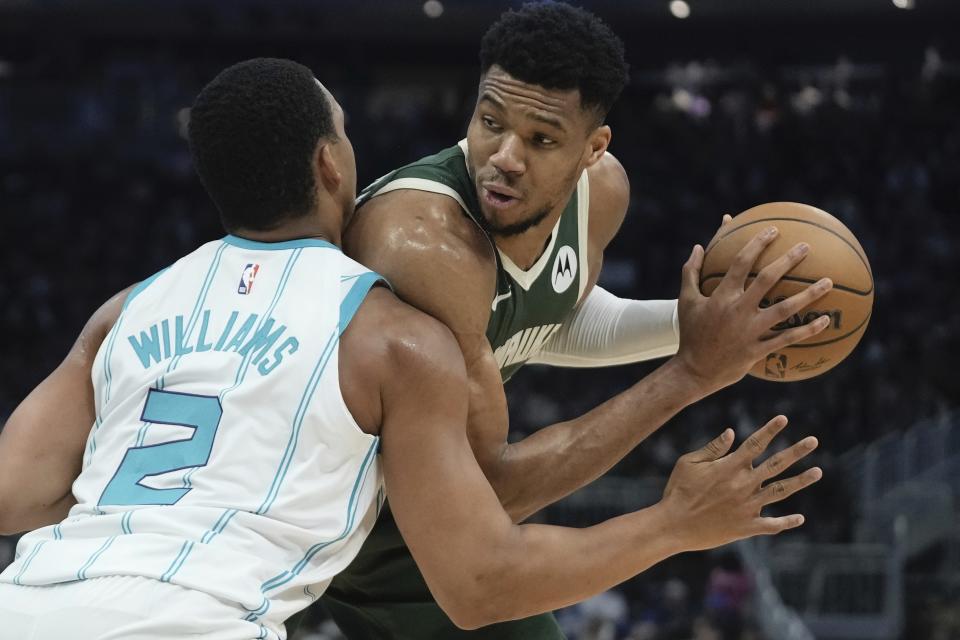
[481,185,520,210]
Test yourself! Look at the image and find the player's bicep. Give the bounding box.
[0,287,128,533]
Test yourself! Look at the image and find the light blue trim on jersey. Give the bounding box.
[121,511,133,535]
[134,243,227,449]
[166,242,229,374]
[188,248,301,495]
[12,541,47,585]
[53,524,63,540]
[122,267,171,312]
[201,509,239,544]
[77,536,117,581]
[223,235,338,252]
[338,271,383,336]
[260,437,379,593]
[160,540,195,583]
[304,584,318,602]
[243,596,271,622]
[255,329,339,516]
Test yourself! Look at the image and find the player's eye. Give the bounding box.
[482,115,502,131]
[533,134,556,147]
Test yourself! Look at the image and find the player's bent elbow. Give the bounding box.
[431,561,523,629]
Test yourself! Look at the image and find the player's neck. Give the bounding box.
[233,214,341,247]
[493,206,563,271]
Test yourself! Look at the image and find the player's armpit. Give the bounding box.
[0,286,130,535]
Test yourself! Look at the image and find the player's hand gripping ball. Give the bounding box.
[701,202,874,381]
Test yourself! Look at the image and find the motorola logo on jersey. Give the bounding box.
[552,245,577,293]
[238,263,260,295]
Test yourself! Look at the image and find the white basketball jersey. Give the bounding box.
[0,235,386,635]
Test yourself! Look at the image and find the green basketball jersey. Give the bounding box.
[357,140,590,381]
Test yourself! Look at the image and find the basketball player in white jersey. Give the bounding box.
[0,58,822,639]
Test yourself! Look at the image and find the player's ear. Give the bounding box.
[584,124,611,168]
[316,141,342,193]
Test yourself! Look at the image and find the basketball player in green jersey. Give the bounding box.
[319,3,835,638]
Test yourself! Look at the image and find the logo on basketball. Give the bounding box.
[764,353,788,379]
[552,246,577,293]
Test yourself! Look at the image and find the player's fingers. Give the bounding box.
[721,214,734,226]
[743,243,811,306]
[685,428,734,463]
[680,244,706,302]
[717,227,779,295]
[756,436,818,480]
[757,467,823,505]
[761,315,831,353]
[751,514,806,536]
[760,278,833,325]
[734,415,789,464]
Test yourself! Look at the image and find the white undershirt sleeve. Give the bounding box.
[527,286,680,368]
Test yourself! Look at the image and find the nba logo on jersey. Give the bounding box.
[237,263,260,295]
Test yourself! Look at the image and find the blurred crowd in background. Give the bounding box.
[1,1,958,638]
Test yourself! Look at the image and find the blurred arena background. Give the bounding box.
[1,0,959,638]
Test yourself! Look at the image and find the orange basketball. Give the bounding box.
[700,202,874,382]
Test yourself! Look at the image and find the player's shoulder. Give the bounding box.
[343,285,466,383]
[586,150,631,247]
[344,188,497,336]
[349,187,493,270]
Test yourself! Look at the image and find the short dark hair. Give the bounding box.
[479,2,628,122]
[188,58,336,232]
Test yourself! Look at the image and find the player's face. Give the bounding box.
[466,66,599,237]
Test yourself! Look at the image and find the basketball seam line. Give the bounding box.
[770,311,872,349]
[703,215,873,279]
[699,272,874,296]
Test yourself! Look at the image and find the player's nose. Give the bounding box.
[490,133,525,176]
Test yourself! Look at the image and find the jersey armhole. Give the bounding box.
[339,272,390,336]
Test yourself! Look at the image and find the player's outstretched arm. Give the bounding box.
[0,287,129,535]
[346,192,831,525]
[375,305,821,628]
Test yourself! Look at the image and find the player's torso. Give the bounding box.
[1,236,385,627]
[358,140,590,381]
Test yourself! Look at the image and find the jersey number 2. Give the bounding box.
[99,389,223,506]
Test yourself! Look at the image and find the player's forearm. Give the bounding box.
[492,356,707,522]
[462,502,685,627]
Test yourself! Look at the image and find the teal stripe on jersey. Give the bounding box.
[160,540,194,583]
[121,267,171,312]
[304,584,318,601]
[89,263,169,457]
[121,511,133,535]
[53,524,62,540]
[77,536,117,580]
[255,328,339,515]
[134,243,227,449]
[166,242,229,374]
[219,248,301,399]
[260,437,378,593]
[13,541,47,585]
[338,272,383,336]
[243,596,271,622]
[178,248,302,492]
[201,509,239,544]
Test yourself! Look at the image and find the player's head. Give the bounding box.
[188,58,356,237]
[466,2,628,237]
